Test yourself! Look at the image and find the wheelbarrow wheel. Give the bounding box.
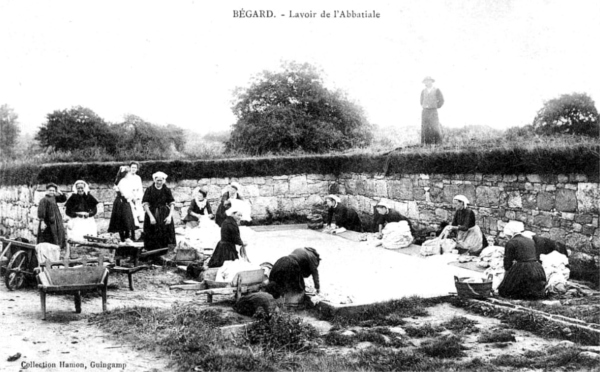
[5,251,29,291]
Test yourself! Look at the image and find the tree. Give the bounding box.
[36,106,117,152]
[0,104,21,158]
[113,114,186,153]
[227,61,373,154]
[532,93,599,137]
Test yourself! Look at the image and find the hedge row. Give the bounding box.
[1,144,598,186]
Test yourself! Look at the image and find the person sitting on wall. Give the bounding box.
[65,180,99,241]
[497,221,547,299]
[373,202,415,239]
[265,247,321,301]
[325,195,363,232]
[37,183,67,249]
[439,195,487,255]
[207,202,249,268]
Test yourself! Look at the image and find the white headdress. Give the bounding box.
[503,220,525,238]
[325,194,341,204]
[453,195,469,205]
[72,180,90,194]
[152,171,168,181]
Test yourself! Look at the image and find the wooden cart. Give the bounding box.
[68,236,168,290]
[170,269,265,303]
[37,254,109,320]
[1,238,39,290]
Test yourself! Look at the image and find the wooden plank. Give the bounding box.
[170,283,206,290]
[0,238,35,251]
[232,269,265,286]
[195,283,262,296]
[139,248,168,258]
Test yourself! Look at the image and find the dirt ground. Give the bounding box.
[1,228,598,371]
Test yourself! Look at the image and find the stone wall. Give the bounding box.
[1,172,598,282]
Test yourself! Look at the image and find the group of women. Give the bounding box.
[36,167,553,301]
[37,163,179,253]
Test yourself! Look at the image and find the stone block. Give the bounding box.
[537,192,554,211]
[407,201,419,219]
[557,174,569,183]
[507,191,522,208]
[545,185,556,192]
[534,215,553,228]
[306,194,325,208]
[273,182,289,196]
[394,202,409,216]
[573,223,583,232]
[526,174,542,183]
[575,214,593,225]
[291,197,308,212]
[503,174,518,182]
[577,183,600,214]
[277,198,293,214]
[521,193,536,209]
[244,185,260,198]
[582,225,595,236]
[565,233,593,254]
[435,208,450,221]
[171,187,193,203]
[94,189,117,204]
[388,179,413,200]
[475,186,500,207]
[251,197,278,218]
[344,179,357,195]
[443,184,476,205]
[555,188,577,213]
[289,175,308,195]
[258,185,274,197]
[307,181,328,195]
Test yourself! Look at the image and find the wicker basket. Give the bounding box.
[454,275,493,299]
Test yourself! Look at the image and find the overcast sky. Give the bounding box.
[1,0,598,135]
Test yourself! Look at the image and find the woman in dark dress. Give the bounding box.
[182,187,213,228]
[440,195,487,255]
[374,203,414,238]
[420,76,444,145]
[266,247,321,299]
[65,180,99,240]
[215,182,243,227]
[325,195,362,232]
[37,183,67,248]
[142,171,176,251]
[207,204,247,268]
[108,166,137,242]
[498,221,547,299]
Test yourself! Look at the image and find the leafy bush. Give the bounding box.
[244,310,319,353]
[227,61,373,155]
[0,104,21,158]
[532,92,599,137]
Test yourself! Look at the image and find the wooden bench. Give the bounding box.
[36,254,109,320]
[170,269,265,303]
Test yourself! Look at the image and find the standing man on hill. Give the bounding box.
[420,76,444,145]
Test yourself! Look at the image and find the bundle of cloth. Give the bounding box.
[481,245,506,290]
[540,250,570,295]
[382,221,413,249]
[183,214,221,249]
[215,260,261,285]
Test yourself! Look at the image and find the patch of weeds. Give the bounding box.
[441,315,479,334]
[194,349,275,372]
[323,331,356,347]
[321,296,430,328]
[352,348,443,371]
[419,335,467,359]
[492,345,599,370]
[447,297,600,345]
[404,323,445,338]
[477,329,516,343]
[244,309,319,353]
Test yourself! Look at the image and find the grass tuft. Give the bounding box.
[441,315,479,334]
[419,335,467,359]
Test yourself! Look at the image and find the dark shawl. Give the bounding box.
[65,193,98,218]
[327,203,363,232]
[37,194,67,248]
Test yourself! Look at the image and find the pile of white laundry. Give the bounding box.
[382,221,413,249]
[540,250,570,294]
[481,245,506,291]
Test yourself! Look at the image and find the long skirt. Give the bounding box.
[268,256,304,299]
[67,217,97,241]
[207,241,238,268]
[456,225,484,256]
[143,205,176,251]
[108,194,136,233]
[421,108,442,145]
[498,261,547,299]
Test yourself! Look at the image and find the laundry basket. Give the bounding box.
[454,275,493,299]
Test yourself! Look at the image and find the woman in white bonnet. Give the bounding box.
[142,171,176,250]
[497,220,547,299]
[440,194,487,255]
[65,180,99,241]
[207,202,248,268]
[182,186,213,228]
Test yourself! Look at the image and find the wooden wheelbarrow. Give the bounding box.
[36,254,109,320]
[170,269,265,303]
